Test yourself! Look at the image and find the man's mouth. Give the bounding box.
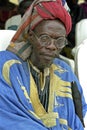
[40,53,55,60]
[40,52,56,57]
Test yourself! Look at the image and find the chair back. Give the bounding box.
[72,19,87,56]
[75,19,87,46]
[59,54,75,73]
[74,39,87,101]
[0,30,16,51]
[74,39,87,129]
[5,15,21,30]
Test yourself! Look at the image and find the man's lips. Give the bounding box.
[39,53,56,58]
[39,53,55,62]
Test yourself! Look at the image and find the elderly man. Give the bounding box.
[0,0,87,130]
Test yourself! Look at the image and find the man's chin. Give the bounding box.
[38,62,52,70]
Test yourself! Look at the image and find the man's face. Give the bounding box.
[29,19,66,70]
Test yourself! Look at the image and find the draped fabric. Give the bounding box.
[0,51,87,130]
[7,0,72,61]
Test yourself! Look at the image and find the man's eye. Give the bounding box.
[40,35,49,42]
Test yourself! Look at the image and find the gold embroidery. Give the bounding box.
[29,62,72,127]
[68,127,72,130]
[40,112,58,127]
[51,64,67,73]
[2,60,21,86]
[48,64,72,113]
[53,74,72,98]
[59,118,72,130]
[2,59,72,128]
[50,64,72,99]
[59,118,68,126]
[28,110,40,120]
[29,60,49,90]
[30,72,58,127]
[30,73,46,115]
[21,86,31,101]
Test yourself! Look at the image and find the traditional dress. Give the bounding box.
[0,50,87,130]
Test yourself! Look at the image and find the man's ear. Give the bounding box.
[28,30,33,38]
[28,30,34,42]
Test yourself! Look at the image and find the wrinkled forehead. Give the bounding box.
[33,19,66,35]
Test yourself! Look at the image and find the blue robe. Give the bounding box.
[0,51,87,130]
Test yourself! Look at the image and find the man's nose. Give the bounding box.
[46,39,56,50]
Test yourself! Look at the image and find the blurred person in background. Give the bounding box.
[0,0,18,29]
[66,0,87,48]
[5,0,33,30]
[61,0,87,59]
[79,0,87,17]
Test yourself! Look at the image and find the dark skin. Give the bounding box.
[29,19,66,71]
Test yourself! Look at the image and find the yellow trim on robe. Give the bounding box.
[30,73,47,115]
[29,60,49,90]
[59,118,68,126]
[21,86,31,102]
[1,59,77,129]
[30,72,59,127]
[59,118,72,130]
[68,127,72,130]
[2,60,72,128]
[2,60,21,86]
[29,62,72,127]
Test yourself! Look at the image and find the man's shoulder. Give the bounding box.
[53,58,71,70]
[53,58,74,81]
[0,51,21,65]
